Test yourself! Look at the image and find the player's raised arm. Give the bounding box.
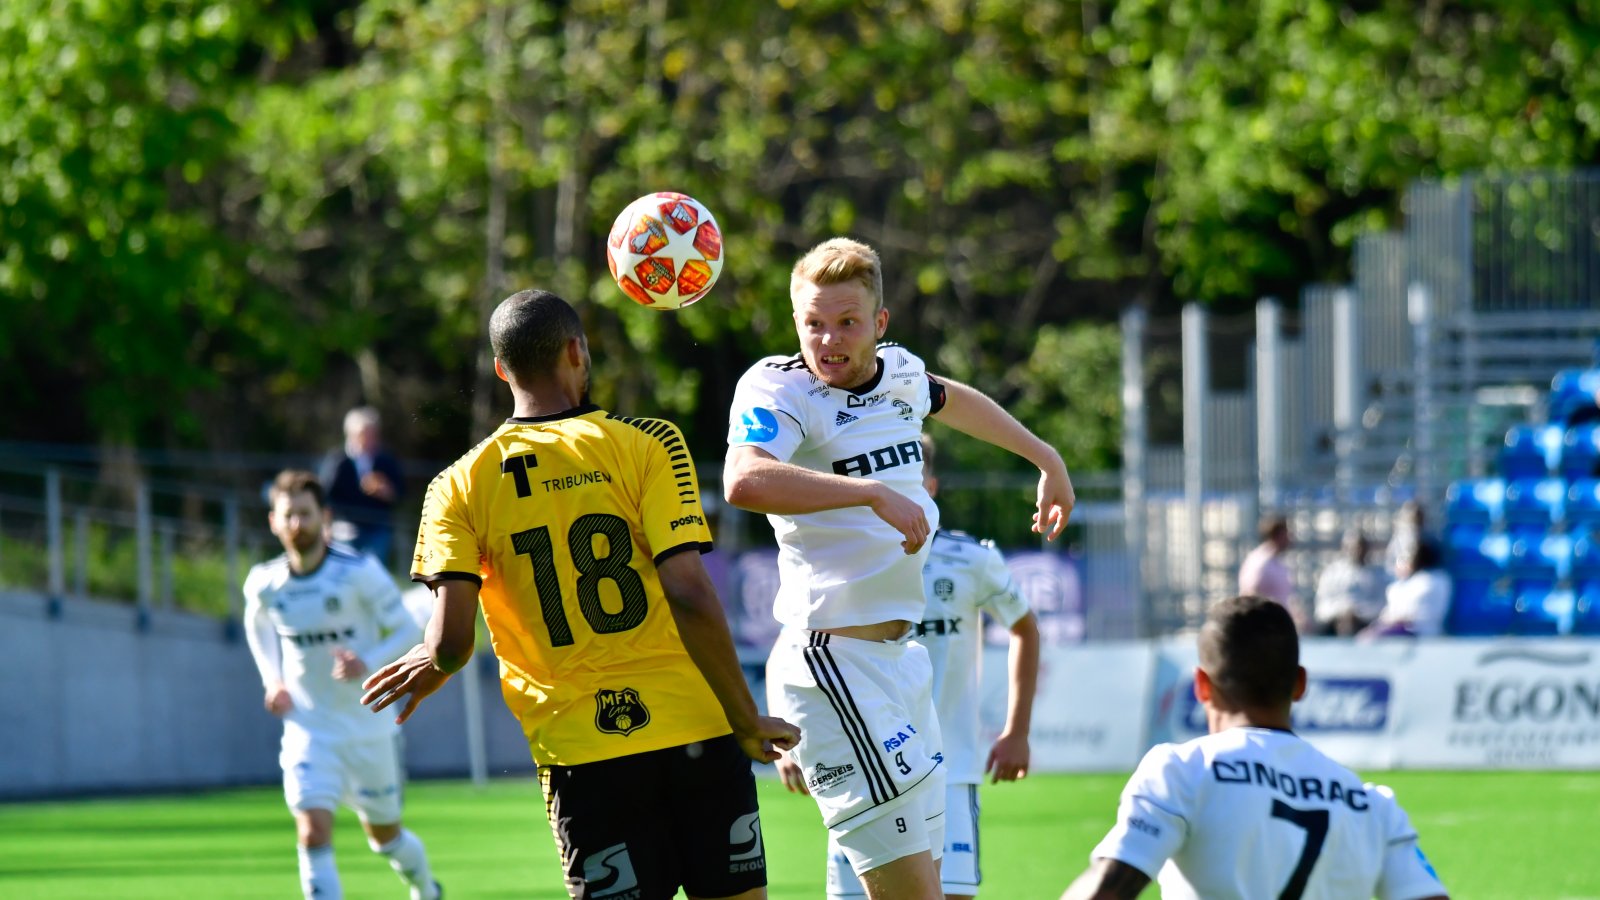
[723,444,930,553]
[360,579,479,724]
[929,374,1075,540]
[654,550,800,762]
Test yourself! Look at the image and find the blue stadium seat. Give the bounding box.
[1564,428,1600,481]
[1445,529,1509,579]
[1500,425,1563,479]
[1572,525,1600,580]
[1447,579,1516,636]
[1568,479,1600,528]
[1504,477,1566,531]
[1508,533,1572,591]
[1575,584,1600,636]
[1513,587,1576,636]
[1551,369,1600,423]
[1444,478,1506,527]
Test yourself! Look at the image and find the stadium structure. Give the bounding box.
[3,172,1600,798]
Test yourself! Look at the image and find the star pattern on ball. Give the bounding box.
[605,193,724,309]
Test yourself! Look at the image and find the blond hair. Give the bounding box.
[790,238,884,311]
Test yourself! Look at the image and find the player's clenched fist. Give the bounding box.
[733,716,802,764]
[868,482,930,554]
[264,684,293,717]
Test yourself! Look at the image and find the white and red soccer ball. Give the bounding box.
[605,192,724,310]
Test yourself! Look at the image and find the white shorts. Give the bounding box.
[766,628,944,831]
[828,782,977,896]
[281,730,404,824]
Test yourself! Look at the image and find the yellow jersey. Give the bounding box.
[412,405,730,766]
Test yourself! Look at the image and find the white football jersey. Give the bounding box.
[1092,728,1447,900]
[727,344,941,629]
[243,545,421,742]
[917,530,1030,784]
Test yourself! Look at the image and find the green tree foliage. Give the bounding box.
[0,1,319,444]
[6,0,1600,472]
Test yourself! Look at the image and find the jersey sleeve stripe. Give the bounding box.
[652,541,713,566]
[1131,792,1190,826]
[412,571,483,587]
[609,413,700,497]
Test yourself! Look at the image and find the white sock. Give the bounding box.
[372,829,438,900]
[297,844,342,900]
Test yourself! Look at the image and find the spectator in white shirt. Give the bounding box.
[1313,529,1389,637]
[1361,539,1452,639]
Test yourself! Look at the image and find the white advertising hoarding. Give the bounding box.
[979,642,1154,772]
[1144,637,1600,773]
[1387,639,1600,769]
[1148,637,1416,770]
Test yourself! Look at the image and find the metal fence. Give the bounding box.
[0,453,1143,639]
[1125,171,1600,636]
[0,460,272,622]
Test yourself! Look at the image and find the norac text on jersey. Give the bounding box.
[1214,757,1370,811]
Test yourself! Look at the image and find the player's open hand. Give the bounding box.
[264,684,293,717]
[868,483,930,554]
[734,715,801,764]
[985,730,1031,783]
[774,753,810,795]
[1033,465,1075,542]
[331,647,368,682]
[360,643,451,725]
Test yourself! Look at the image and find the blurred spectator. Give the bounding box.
[320,406,404,567]
[1239,514,1308,632]
[1360,538,1451,639]
[1384,499,1428,580]
[1312,529,1388,637]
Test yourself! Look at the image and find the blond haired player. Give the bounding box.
[1063,595,1449,900]
[362,289,797,900]
[725,238,1073,900]
[777,433,1041,900]
[243,470,440,900]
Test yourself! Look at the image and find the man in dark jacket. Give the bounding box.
[320,406,405,567]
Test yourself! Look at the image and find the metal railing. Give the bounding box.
[0,460,274,622]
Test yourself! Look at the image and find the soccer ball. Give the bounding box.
[605,192,724,310]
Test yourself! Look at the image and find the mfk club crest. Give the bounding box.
[595,688,651,737]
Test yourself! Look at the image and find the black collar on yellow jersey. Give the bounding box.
[506,403,601,424]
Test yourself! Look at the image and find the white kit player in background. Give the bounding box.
[243,470,442,900]
[724,237,1073,900]
[1062,595,1448,900]
[778,432,1041,900]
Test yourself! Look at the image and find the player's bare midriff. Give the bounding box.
[815,619,912,642]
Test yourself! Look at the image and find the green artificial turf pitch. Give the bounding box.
[1,771,1596,898]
